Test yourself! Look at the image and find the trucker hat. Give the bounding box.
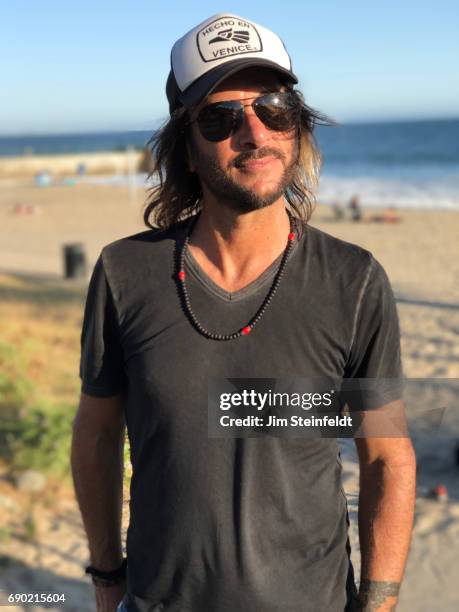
[166,13,298,113]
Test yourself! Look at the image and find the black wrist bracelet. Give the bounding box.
[85,557,127,583]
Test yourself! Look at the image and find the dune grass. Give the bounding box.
[0,273,85,477]
[0,272,133,486]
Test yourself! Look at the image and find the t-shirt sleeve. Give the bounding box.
[79,253,128,397]
[341,256,403,410]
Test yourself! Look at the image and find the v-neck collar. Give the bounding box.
[181,220,302,303]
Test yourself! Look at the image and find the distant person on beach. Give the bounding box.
[72,12,416,612]
[368,207,402,224]
[348,194,362,221]
[332,200,345,220]
[77,162,87,176]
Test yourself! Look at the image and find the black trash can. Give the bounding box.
[63,243,87,279]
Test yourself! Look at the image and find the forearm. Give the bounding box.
[71,418,125,570]
[356,447,416,611]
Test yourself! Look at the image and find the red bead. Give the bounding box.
[178,270,186,281]
[288,232,295,241]
[242,326,252,335]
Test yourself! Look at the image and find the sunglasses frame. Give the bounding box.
[188,91,300,142]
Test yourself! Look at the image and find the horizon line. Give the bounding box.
[1,115,458,139]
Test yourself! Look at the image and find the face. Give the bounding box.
[187,68,299,213]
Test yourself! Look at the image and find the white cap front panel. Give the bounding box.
[171,13,292,92]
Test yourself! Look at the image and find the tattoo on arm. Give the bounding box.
[358,579,400,611]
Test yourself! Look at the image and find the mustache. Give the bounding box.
[231,147,285,168]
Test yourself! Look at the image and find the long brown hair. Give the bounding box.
[143,86,335,229]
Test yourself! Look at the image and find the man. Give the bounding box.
[71,13,416,612]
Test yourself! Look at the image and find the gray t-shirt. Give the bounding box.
[79,216,402,612]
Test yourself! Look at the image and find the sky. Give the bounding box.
[1,0,458,135]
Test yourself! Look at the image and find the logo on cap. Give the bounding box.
[197,16,263,63]
[209,29,250,44]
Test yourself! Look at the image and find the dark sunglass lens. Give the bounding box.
[197,102,242,142]
[254,93,298,131]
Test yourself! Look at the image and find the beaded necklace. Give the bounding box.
[177,212,297,340]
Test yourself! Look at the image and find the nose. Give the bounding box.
[235,106,269,149]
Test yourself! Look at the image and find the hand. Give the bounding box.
[94,579,126,612]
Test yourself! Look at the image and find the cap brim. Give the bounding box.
[178,58,298,109]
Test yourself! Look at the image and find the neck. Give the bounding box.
[186,197,291,293]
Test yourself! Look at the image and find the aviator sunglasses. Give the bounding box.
[190,91,300,142]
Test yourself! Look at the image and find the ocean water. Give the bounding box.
[316,119,459,210]
[1,119,458,210]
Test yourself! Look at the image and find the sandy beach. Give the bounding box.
[0,180,458,610]
[1,181,458,380]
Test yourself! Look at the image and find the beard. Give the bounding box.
[190,142,298,213]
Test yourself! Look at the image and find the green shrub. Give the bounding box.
[5,404,74,474]
[0,340,74,475]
